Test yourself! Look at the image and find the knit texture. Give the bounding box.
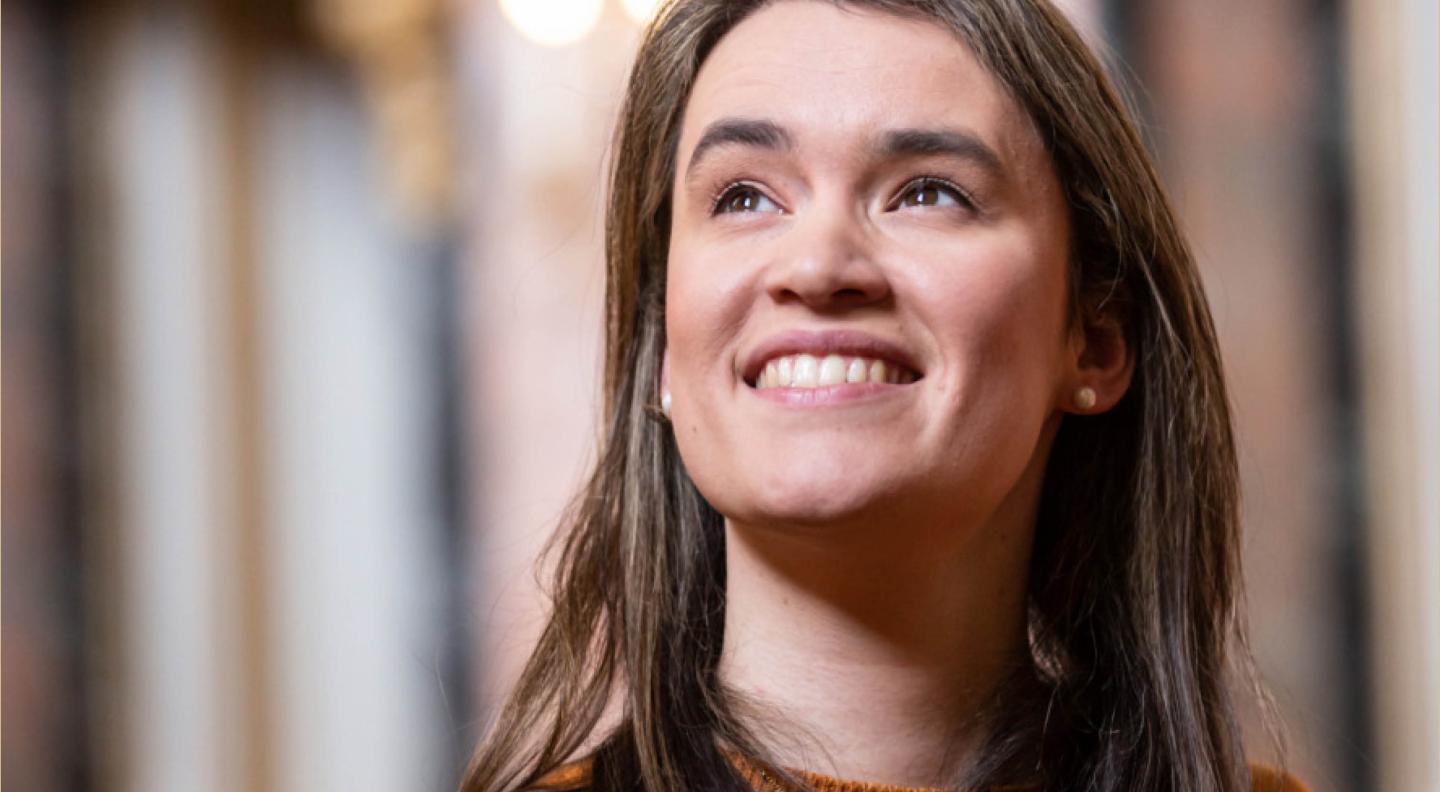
[530,755,1311,792]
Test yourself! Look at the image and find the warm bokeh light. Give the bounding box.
[621,0,662,25]
[498,0,603,47]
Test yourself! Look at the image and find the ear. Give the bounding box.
[1064,310,1134,414]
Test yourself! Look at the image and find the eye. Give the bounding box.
[712,183,783,215]
[892,177,973,211]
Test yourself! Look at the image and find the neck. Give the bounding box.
[718,493,1038,789]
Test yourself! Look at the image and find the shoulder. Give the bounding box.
[531,758,594,791]
[1250,764,1310,792]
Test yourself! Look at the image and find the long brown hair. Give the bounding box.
[461,1,1269,790]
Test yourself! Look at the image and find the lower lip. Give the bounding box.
[748,382,916,406]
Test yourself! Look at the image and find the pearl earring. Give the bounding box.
[661,391,672,418]
[1074,386,1097,411]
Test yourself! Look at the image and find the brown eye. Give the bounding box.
[714,184,781,215]
[895,178,969,210]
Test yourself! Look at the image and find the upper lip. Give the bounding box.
[740,329,924,385]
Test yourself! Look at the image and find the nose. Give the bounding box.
[763,204,891,311]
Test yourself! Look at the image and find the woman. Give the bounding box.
[463,1,1304,790]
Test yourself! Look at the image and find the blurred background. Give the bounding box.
[3,0,1435,790]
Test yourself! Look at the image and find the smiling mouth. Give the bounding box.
[750,353,920,390]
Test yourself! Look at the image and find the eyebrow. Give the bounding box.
[879,128,1005,177]
[683,118,1007,183]
[685,118,796,178]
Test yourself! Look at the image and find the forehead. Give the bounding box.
[679,1,1041,166]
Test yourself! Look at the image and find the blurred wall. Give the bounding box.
[1127,0,1362,785]
[456,0,637,718]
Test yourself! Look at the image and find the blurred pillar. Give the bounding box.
[215,6,277,791]
[87,8,244,791]
[2,3,94,791]
[1346,1,1440,791]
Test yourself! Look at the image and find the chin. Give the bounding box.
[698,448,909,529]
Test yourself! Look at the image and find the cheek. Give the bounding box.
[663,243,754,516]
[899,235,1067,515]
[665,233,761,372]
[918,236,1067,372]
[663,238,756,446]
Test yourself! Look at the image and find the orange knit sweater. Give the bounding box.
[531,755,1310,792]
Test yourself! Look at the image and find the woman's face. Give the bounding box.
[665,1,1076,532]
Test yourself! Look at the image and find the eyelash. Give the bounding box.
[891,176,977,212]
[708,175,978,216]
[709,180,775,215]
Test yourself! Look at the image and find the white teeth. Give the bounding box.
[791,354,819,387]
[845,358,867,383]
[752,353,918,390]
[818,355,847,386]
